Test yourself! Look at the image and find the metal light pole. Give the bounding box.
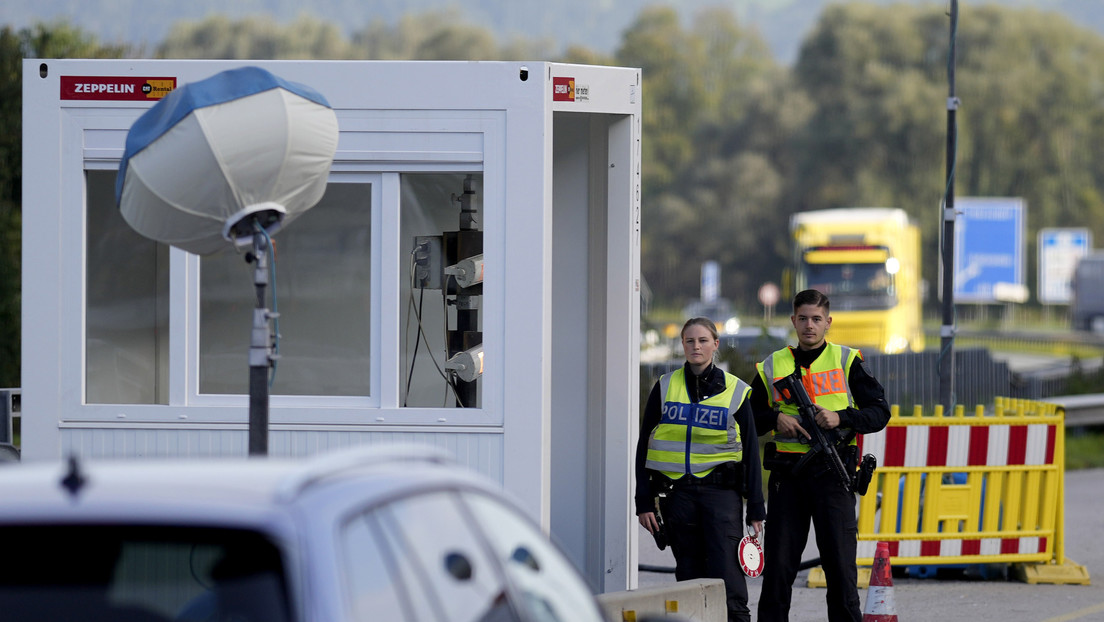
[248,224,276,456]
[939,0,960,413]
[116,67,338,457]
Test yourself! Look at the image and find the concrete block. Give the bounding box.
[596,578,726,622]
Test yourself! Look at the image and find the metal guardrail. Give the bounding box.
[1047,394,1104,427]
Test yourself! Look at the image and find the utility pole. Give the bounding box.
[939,0,960,413]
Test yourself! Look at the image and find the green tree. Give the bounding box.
[350,9,554,60]
[0,22,127,388]
[952,7,1104,301]
[953,7,1104,271]
[0,27,21,389]
[616,6,710,199]
[558,44,614,66]
[789,4,947,227]
[788,4,1104,307]
[618,6,797,307]
[157,11,555,62]
[158,15,355,59]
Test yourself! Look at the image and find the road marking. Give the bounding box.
[1044,602,1104,622]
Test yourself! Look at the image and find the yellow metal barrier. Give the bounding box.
[809,397,1089,586]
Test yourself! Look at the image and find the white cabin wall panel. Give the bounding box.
[550,112,593,578]
[59,428,504,482]
[499,69,554,532]
[602,114,642,591]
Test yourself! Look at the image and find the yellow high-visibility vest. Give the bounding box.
[645,368,750,479]
[757,343,859,454]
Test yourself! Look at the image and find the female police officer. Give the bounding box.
[635,317,765,622]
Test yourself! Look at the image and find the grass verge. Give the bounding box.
[1065,428,1104,470]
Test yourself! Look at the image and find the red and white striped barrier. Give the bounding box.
[841,401,1087,586]
[855,412,1061,565]
[858,536,1047,561]
[858,423,1057,468]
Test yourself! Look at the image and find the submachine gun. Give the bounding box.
[772,371,876,494]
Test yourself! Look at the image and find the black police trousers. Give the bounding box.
[659,479,749,622]
[757,465,862,622]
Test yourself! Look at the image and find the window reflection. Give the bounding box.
[199,183,371,396]
[342,514,412,621]
[344,491,509,622]
[85,170,169,404]
[464,493,605,622]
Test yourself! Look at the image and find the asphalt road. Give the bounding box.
[636,467,1104,621]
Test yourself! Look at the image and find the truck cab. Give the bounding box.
[791,207,925,354]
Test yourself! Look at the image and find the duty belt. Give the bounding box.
[671,464,735,487]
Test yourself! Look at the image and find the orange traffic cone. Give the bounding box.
[862,541,898,622]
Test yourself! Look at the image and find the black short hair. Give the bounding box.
[793,289,830,313]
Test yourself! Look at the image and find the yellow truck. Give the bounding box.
[790,208,925,354]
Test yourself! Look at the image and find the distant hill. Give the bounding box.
[3,0,1103,64]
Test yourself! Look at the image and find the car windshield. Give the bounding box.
[0,525,292,622]
[802,262,897,310]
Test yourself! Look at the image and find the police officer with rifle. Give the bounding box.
[752,289,889,622]
[773,372,876,495]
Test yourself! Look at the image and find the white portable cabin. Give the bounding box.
[21,59,643,591]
